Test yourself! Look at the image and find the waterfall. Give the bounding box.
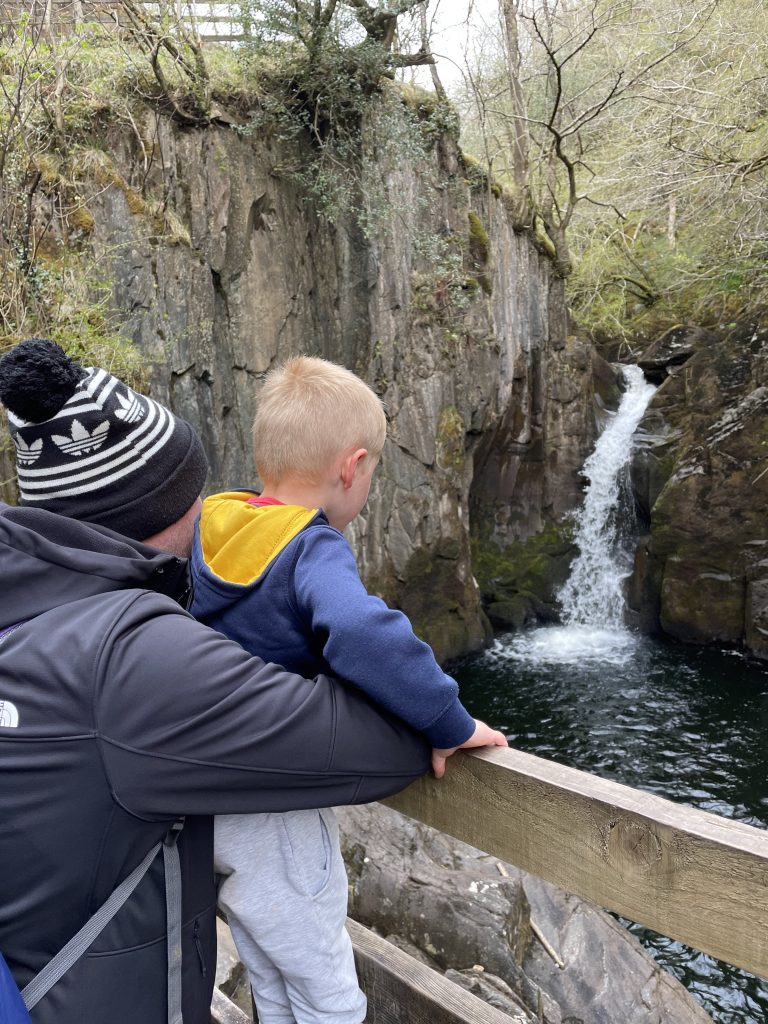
[498,364,656,667]
[558,364,657,627]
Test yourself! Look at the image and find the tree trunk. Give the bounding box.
[667,193,677,248]
[500,0,530,226]
[419,1,446,101]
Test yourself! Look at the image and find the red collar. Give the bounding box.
[246,495,285,507]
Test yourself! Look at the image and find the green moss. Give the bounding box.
[472,521,577,626]
[34,154,62,184]
[660,563,745,644]
[468,212,489,259]
[393,85,461,142]
[468,211,492,295]
[67,205,95,234]
[124,186,148,216]
[533,213,557,260]
[58,332,149,392]
[436,405,464,473]
[460,152,490,192]
[395,81,442,118]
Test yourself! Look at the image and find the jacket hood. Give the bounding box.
[196,492,319,586]
[0,502,187,630]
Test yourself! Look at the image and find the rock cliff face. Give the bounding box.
[68,102,604,660]
[629,323,768,657]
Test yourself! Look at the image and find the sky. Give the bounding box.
[421,0,501,88]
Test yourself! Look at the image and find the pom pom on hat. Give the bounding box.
[0,338,208,540]
[0,338,85,422]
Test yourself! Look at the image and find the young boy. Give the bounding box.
[190,356,507,1024]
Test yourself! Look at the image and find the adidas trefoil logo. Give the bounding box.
[14,434,43,466]
[115,388,144,424]
[51,419,110,456]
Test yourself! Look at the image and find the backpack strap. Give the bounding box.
[21,818,185,1019]
[163,818,185,1024]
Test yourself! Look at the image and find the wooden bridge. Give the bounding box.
[0,0,244,41]
[212,744,768,1023]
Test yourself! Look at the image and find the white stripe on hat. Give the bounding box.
[18,403,169,492]
[19,409,177,501]
[19,393,160,479]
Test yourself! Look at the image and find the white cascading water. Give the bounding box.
[558,364,657,627]
[497,364,656,667]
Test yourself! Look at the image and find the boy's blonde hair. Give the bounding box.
[253,356,387,483]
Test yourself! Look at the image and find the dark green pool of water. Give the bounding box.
[451,628,768,1023]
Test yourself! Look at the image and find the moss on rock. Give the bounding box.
[436,405,465,474]
[467,211,492,295]
[472,521,576,628]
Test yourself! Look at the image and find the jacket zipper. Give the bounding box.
[193,918,207,976]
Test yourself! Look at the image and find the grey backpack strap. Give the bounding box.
[22,819,185,1020]
[163,819,185,1024]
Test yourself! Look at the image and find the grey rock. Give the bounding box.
[338,804,713,1024]
[628,321,768,655]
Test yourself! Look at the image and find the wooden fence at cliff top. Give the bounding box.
[213,745,768,1023]
[0,0,244,41]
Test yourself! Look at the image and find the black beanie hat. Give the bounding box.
[0,338,208,540]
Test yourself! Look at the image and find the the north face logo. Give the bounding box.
[114,388,144,424]
[14,434,43,465]
[0,700,19,728]
[51,419,110,456]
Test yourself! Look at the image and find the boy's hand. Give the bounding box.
[431,719,508,778]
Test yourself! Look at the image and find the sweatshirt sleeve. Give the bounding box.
[290,528,476,748]
[94,593,430,819]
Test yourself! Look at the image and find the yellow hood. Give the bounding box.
[198,491,319,586]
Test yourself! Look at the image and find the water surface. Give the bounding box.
[452,628,768,1023]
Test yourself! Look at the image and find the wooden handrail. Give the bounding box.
[0,1,245,39]
[385,745,768,980]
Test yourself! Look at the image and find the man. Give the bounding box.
[0,338,430,1024]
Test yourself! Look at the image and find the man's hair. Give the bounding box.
[253,356,386,483]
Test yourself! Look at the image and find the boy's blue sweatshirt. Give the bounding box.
[190,491,476,748]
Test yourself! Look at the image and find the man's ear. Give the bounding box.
[340,448,368,489]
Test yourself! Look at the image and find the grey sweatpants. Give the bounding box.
[214,808,367,1024]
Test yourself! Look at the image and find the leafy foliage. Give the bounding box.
[455,0,768,345]
[232,0,455,228]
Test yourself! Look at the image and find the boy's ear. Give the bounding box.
[340,448,368,489]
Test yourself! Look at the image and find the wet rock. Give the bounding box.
[444,968,542,1022]
[629,321,768,654]
[636,325,716,383]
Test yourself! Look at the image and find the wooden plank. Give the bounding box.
[348,919,528,1024]
[384,746,768,980]
[210,987,250,1024]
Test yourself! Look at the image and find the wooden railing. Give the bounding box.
[385,745,768,981]
[0,0,245,40]
[212,745,768,1022]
